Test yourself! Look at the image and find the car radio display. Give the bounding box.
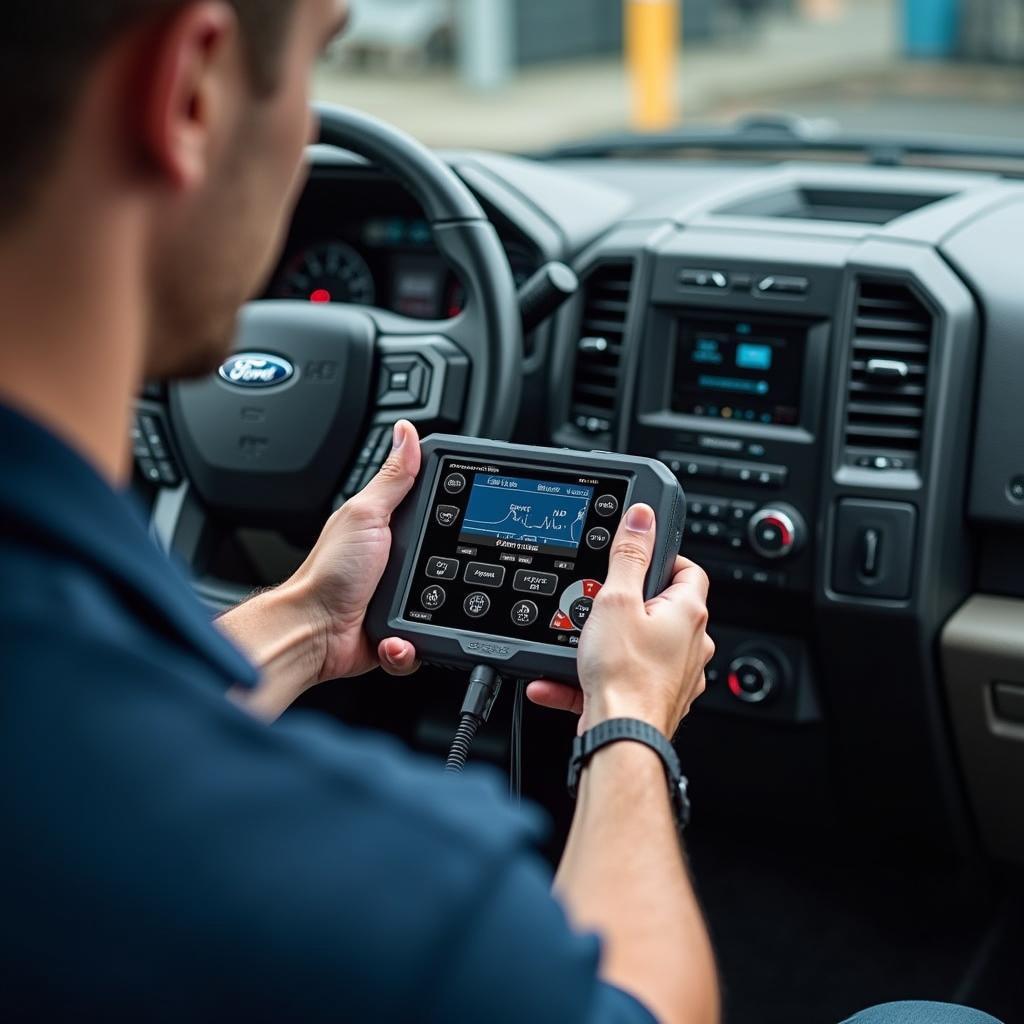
[672,314,806,425]
[460,473,595,558]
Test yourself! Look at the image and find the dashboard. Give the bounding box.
[150,143,1024,869]
[264,171,537,319]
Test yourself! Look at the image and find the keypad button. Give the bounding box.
[511,600,539,627]
[513,570,559,596]
[444,473,466,495]
[425,556,459,581]
[463,592,491,618]
[464,562,506,588]
[435,505,460,527]
[568,597,594,630]
[420,585,446,611]
[586,527,611,550]
[594,494,619,517]
[550,610,574,631]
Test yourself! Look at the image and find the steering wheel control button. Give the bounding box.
[443,473,467,495]
[586,527,611,550]
[463,562,506,589]
[420,585,446,612]
[425,556,459,581]
[511,600,540,628]
[513,570,559,596]
[568,598,594,630]
[463,592,491,619]
[1009,476,1024,503]
[435,505,460,527]
[594,494,620,517]
[727,655,778,704]
[377,355,430,409]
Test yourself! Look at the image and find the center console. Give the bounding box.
[626,251,842,599]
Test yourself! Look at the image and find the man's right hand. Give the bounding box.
[527,503,714,738]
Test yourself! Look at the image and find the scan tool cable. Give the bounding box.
[444,665,502,774]
[509,679,525,802]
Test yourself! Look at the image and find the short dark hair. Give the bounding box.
[0,2,297,224]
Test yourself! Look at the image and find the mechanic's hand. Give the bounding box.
[289,420,422,684]
[527,504,713,737]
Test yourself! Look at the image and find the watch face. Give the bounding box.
[399,455,631,649]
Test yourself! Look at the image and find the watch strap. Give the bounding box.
[567,718,691,831]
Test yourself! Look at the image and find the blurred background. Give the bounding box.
[312,0,1024,152]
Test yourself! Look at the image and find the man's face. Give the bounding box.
[146,0,346,380]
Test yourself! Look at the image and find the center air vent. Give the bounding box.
[843,280,934,470]
[570,261,635,437]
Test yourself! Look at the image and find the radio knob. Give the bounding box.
[747,504,806,560]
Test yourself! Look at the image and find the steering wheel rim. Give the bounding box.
[154,104,523,606]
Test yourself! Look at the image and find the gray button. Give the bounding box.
[513,570,559,596]
[420,585,446,611]
[586,527,611,550]
[464,562,506,589]
[435,505,460,527]
[463,592,491,618]
[511,600,539,627]
[594,494,619,517]
[444,473,466,495]
[425,556,459,581]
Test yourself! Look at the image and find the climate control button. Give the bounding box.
[727,654,778,704]
[747,504,806,560]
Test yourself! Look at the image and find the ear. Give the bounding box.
[138,1,241,192]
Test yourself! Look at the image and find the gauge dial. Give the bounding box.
[275,241,376,305]
[444,241,535,317]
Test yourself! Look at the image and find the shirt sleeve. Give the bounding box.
[426,848,658,1024]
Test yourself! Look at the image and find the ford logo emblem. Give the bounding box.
[218,353,294,389]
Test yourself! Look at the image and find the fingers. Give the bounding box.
[377,637,420,677]
[602,503,656,597]
[649,555,710,603]
[355,421,422,516]
[526,680,585,717]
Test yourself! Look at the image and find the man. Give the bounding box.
[0,3,1002,1023]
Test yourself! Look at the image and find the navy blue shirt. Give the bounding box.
[0,404,654,1023]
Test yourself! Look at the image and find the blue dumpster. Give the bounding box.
[904,0,960,58]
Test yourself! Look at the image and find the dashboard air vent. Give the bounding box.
[844,280,933,469]
[570,261,635,436]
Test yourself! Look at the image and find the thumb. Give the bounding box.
[356,420,421,515]
[602,503,656,596]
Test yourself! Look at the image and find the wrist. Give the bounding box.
[220,578,329,696]
[586,688,674,738]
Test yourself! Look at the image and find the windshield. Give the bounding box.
[314,0,1024,155]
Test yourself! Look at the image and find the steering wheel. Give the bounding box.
[154,105,523,606]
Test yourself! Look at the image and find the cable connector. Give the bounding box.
[444,665,502,775]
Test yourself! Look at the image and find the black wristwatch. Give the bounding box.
[567,718,691,832]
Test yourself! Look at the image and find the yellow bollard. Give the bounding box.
[625,0,680,132]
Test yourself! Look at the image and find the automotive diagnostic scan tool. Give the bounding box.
[369,436,685,681]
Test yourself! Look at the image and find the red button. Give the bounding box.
[582,579,603,598]
[728,672,743,697]
[550,611,574,631]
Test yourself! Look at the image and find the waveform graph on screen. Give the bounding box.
[459,473,594,558]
